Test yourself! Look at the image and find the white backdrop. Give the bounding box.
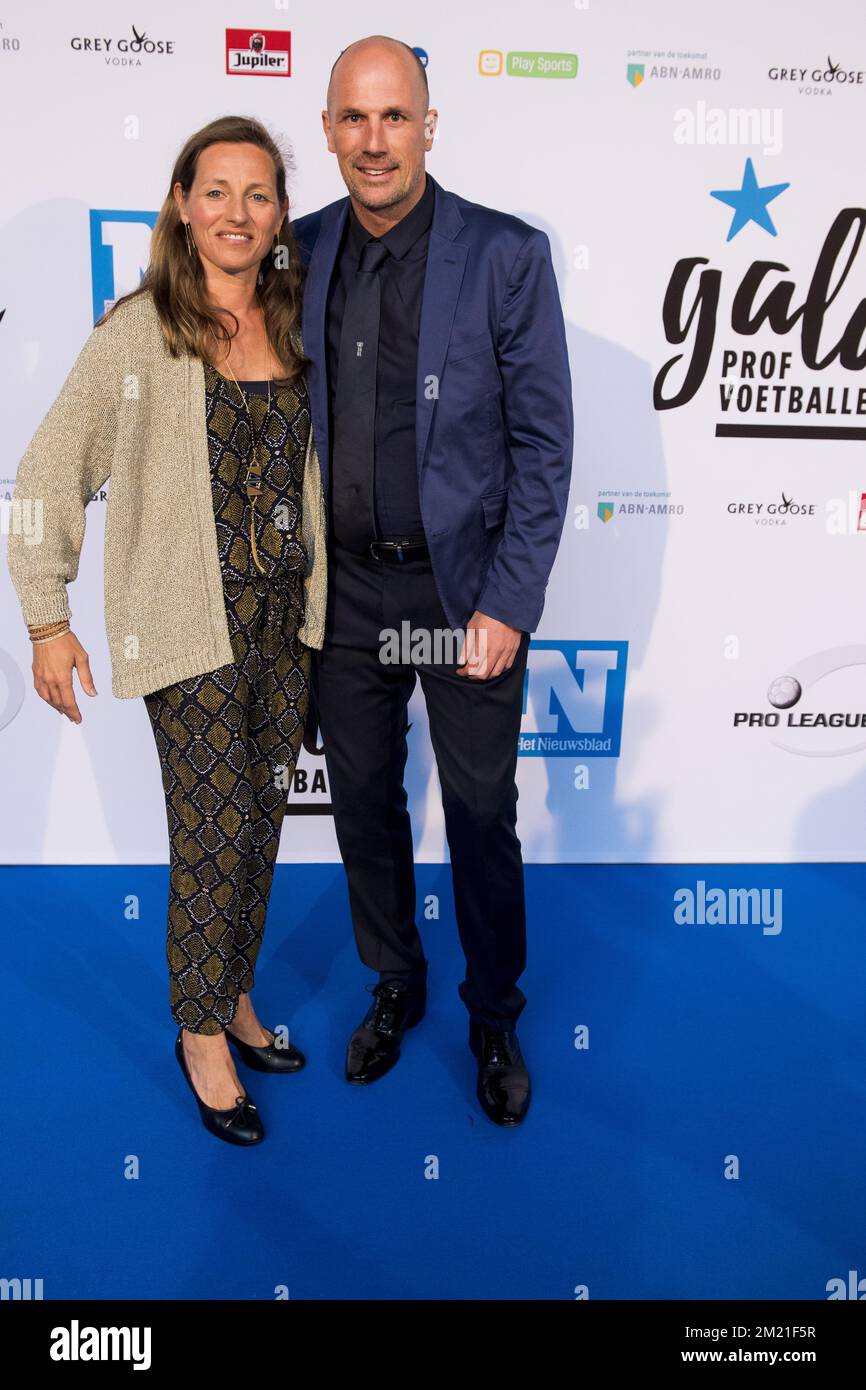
[2,0,866,864]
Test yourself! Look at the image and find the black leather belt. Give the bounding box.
[368,538,430,563]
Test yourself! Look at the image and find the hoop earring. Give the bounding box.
[184,221,195,257]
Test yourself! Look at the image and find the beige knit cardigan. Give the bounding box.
[6,290,328,699]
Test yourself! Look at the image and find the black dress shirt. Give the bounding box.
[325,172,435,541]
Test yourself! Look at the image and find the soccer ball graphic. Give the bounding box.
[767,675,802,710]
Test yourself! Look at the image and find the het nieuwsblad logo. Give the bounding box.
[519,641,628,758]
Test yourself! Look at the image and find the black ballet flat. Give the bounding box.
[225,1023,306,1074]
[174,1028,265,1146]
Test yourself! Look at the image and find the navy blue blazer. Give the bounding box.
[291,173,573,633]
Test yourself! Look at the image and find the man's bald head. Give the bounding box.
[327,34,428,112]
[322,33,437,228]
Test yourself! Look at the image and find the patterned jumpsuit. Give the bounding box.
[143,362,311,1035]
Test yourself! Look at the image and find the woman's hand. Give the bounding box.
[32,630,98,723]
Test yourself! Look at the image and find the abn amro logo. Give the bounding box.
[520,641,628,757]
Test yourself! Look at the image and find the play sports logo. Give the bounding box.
[478,49,577,78]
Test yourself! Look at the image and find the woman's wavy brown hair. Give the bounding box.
[101,115,308,382]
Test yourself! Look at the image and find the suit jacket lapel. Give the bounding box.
[415,176,467,485]
[302,199,348,509]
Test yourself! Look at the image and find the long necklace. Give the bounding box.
[220,346,272,575]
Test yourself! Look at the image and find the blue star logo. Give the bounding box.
[710,158,790,241]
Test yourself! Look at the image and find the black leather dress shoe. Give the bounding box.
[175,1028,265,1146]
[469,1022,531,1126]
[345,981,426,1084]
[225,1023,305,1073]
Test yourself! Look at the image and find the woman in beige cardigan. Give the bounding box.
[7,116,327,1147]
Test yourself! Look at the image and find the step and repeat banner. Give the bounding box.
[1,0,865,864]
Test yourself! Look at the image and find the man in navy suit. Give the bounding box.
[291,34,573,1125]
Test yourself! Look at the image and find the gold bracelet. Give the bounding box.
[29,623,70,644]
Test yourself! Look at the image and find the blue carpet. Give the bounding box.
[2,863,864,1300]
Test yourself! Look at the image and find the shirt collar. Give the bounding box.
[346,172,434,265]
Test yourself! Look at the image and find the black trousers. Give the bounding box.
[315,543,530,1027]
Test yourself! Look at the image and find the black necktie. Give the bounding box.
[331,238,390,552]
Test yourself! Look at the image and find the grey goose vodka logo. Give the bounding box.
[70,25,175,63]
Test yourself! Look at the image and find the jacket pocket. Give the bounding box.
[481,487,508,528]
[446,329,494,364]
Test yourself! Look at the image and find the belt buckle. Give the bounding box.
[370,539,417,563]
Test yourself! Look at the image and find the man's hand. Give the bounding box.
[457,610,522,680]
